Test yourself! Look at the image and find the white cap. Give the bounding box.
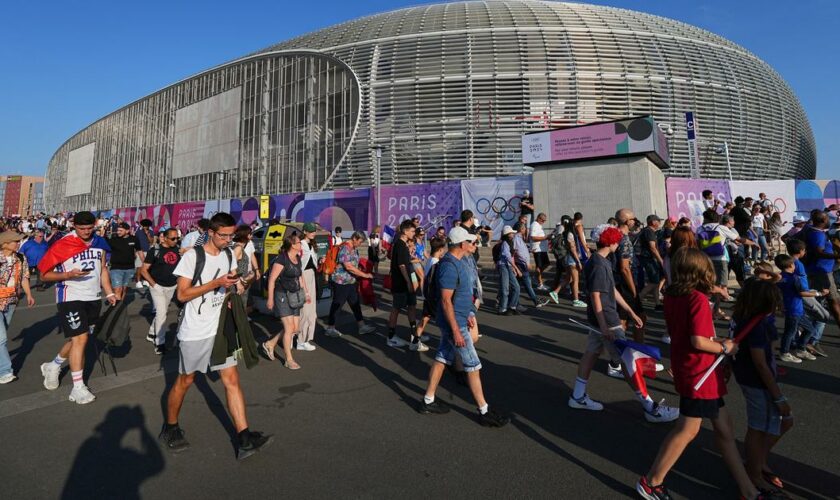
[448,226,478,244]
[502,225,516,236]
[523,189,530,196]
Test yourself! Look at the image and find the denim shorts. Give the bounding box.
[110,268,135,288]
[435,323,482,372]
[740,384,782,436]
[564,254,577,267]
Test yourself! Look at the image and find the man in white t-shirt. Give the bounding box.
[160,212,272,460]
[530,213,549,290]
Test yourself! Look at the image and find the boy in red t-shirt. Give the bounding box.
[637,248,763,500]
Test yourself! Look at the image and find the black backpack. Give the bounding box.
[550,230,569,260]
[93,300,131,375]
[491,240,504,263]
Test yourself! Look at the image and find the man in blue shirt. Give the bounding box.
[418,227,508,427]
[19,229,49,290]
[801,211,840,328]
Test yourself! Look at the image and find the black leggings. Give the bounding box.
[328,283,363,325]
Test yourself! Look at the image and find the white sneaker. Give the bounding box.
[387,336,409,348]
[571,299,587,308]
[568,394,604,411]
[607,364,624,379]
[794,349,817,361]
[644,399,679,423]
[135,282,144,289]
[69,385,96,405]
[655,363,665,372]
[0,373,17,384]
[296,342,316,351]
[324,327,342,338]
[536,284,549,291]
[660,335,672,345]
[409,341,429,352]
[41,362,60,390]
[779,352,802,363]
[358,323,377,335]
[142,280,150,288]
[145,332,156,343]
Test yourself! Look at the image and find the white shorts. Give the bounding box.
[178,336,237,374]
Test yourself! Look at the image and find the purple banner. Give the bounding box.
[373,180,461,230]
[302,188,370,236]
[666,178,731,227]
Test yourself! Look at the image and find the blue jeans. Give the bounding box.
[497,262,520,312]
[811,321,826,345]
[0,305,17,377]
[781,314,816,353]
[517,262,539,305]
[751,228,768,261]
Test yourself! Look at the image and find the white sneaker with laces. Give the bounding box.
[409,341,429,352]
[568,394,604,411]
[135,282,144,289]
[0,373,17,384]
[296,342,316,351]
[324,327,342,338]
[571,299,587,308]
[644,399,679,423]
[794,349,816,361]
[607,364,624,379]
[69,385,96,405]
[387,336,409,348]
[41,362,60,390]
[779,352,802,363]
[358,323,377,335]
[655,363,665,372]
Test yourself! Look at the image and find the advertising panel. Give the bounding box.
[374,180,461,230]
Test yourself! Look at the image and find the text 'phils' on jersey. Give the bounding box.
[56,247,106,303]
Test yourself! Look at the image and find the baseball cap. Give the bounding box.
[502,225,516,236]
[646,214,662,224]
[448,226,478,244]
[302,222,317,233]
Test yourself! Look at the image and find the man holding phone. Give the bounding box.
[38,211,117,405]
[160,212,272,460]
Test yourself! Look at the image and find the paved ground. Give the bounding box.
[1,272,839,499]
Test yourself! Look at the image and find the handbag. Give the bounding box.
[286,288,306,309]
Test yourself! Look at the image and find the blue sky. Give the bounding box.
[1,0,837,178]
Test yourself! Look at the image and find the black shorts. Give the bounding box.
[616,281,644,320]
[392,291,417,309]
[641,258,663,285]
[534,252,550,272]
[57,300,102,338]
[679,396,724,419]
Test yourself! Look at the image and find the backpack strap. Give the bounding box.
[191,246,206,287]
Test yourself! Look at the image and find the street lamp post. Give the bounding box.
[374,146,382,226]
[167,182,176,204]
[719,141,733,181]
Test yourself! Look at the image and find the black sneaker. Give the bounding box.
[155,345,167,356]
[418,399,450,414]
[479,407,509,428]
[237,431,274,460]
[159,425,190,452]
[636,475,672,500]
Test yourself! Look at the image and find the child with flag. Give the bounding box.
[568,225,678,423]
[638,248,764,500]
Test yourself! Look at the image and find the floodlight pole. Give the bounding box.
[375,146,382,226]
[722,141,733,181]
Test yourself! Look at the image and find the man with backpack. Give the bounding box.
[160,212,272,460]
[799,211,840,329]
[386,219,427,351]
[323,231,377,338]
[140,228,181,355]
[696,210,740,320]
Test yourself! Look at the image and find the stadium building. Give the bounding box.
[44,0,816,212]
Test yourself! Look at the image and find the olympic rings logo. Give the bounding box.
[773,198,787,214]
[475,195,522,222]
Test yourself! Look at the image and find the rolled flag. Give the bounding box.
[615,338,661,383]
[381,225,396,253]
[693,313,766,391]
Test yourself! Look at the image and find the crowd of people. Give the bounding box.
[0,188,834,495]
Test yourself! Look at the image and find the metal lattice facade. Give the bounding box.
[45,0,816,212]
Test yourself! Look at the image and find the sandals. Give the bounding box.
[261,342,276,361]
[284,361,301,370]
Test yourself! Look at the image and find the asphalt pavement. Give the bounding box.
[1,272,838,499]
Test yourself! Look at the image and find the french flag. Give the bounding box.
[615,339,661,384]
[381,225,396,252]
